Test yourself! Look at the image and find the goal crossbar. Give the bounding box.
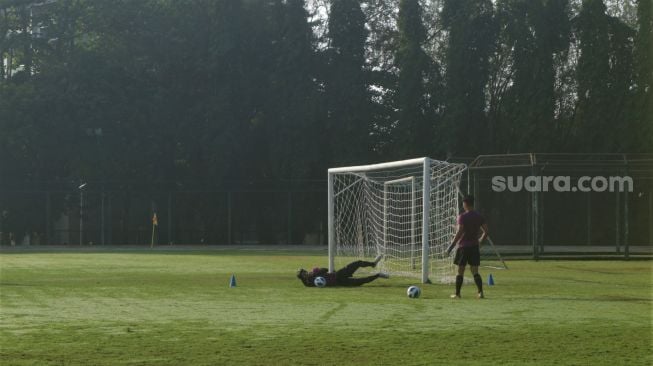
[328,157,428,174]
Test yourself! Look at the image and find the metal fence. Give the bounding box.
[2,154,652,259]
[0,183,326,246]
[465,154,653,258]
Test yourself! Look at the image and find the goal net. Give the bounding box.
[328,158,466,283]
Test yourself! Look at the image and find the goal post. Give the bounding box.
[327,157,466,283]
[421,158,431,283]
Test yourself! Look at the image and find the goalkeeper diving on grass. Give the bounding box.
[447,195,488,299]
[296,255,388,287]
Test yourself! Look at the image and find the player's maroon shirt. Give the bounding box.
[457,210,485,247]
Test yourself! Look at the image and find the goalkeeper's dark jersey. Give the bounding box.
[299,267,337,287]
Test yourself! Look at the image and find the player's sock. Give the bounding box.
[373,254,383,266]
[473,273,483,294]
[455,275,463,296]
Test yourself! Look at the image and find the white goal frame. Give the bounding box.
[327,157,466,283]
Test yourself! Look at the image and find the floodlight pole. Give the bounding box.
[624,187,629,259]
[227,192,232,245]
[615,191,620,253]
[45,192,51,245]
[79,182,87,246]
[649,190,653,247]
[95,129,105,245]
[531,160,539,260]
[80,192,83,246]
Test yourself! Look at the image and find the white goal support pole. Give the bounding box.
[383,176,416,271]
[383,183,388,261]
[328,172,335,272]
[411,177,416,270]
[421,159,431,283]
[327,157,466,283]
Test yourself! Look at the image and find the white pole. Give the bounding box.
[421,159,431,283]
[411,178,416,269]
[327,172,335,272]
[383,184,388,260]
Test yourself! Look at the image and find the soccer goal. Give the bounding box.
[328,157,467,284]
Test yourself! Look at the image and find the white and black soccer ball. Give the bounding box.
[407,285,421,298]
[314,276,327,288]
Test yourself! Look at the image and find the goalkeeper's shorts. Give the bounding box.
[453,245,480,266]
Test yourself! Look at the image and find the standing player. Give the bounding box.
[296,255,388,287]
[447,195,488,299]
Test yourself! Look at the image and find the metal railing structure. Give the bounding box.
[466,153,653,258]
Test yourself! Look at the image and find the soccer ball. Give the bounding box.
[407,285,421,298]
[314,276,327,288]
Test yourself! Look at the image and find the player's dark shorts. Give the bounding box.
[454,245,480,266]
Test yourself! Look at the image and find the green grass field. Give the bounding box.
[0,250,651,365]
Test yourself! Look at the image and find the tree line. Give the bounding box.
[0,0,651,244]
[1,0,651,184]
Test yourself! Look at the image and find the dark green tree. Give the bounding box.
[325,0,371,165]
[632,0,652,151]
[441,0,496,156]
[493,0,571,152]
[395,0,441,157]
[574,0,635,151]
[259,0,321,242]
[263,0,319,180]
